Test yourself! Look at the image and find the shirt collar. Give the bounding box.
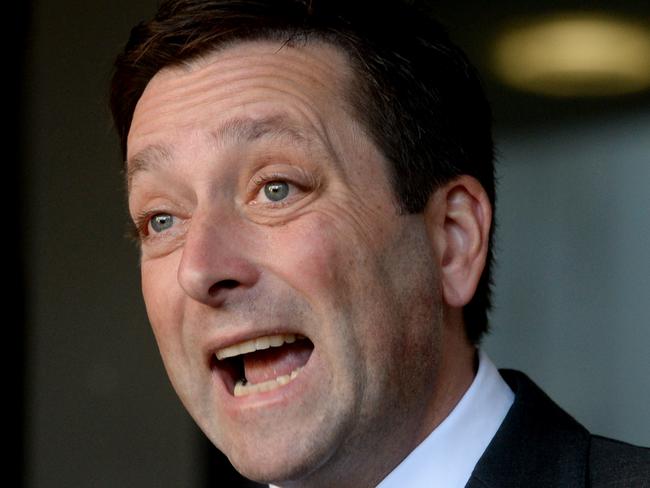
[376,349,514,488]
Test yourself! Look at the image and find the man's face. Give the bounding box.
[127,41,444,485]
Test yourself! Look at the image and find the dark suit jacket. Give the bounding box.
[466,370,650,487]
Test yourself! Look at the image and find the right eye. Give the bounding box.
[149,213,175,233]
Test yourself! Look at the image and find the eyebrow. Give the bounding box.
[126,143,174,188]
[213,114,310,148]
[126,114,313,188]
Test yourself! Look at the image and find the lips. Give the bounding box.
[213,333,314,397]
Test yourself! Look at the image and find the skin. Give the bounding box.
[127,40,490,487]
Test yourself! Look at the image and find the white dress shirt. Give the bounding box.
[376,349,514,488]
[270,350,513,488]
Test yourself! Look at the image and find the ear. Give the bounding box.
[424,176,492,308]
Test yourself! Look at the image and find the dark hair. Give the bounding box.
[110,0,496,344]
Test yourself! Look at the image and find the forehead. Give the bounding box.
[127,40,358,161]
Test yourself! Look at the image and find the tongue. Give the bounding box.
[244,340,313,385]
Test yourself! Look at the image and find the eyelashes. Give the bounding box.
[131,209,162,240]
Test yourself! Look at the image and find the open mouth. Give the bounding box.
[213,334,314,397]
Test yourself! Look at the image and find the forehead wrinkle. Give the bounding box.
[140,45,349,124]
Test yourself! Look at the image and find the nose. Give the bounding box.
[177,212,260,307]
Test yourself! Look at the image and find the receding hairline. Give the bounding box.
[146,33,359,82]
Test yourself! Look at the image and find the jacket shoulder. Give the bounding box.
[589,435,650,487]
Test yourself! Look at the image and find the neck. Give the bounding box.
[412,307,476,447]
[279,309,476,488]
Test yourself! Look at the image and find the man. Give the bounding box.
[110,1,649,486]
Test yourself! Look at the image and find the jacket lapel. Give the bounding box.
[465,370,591,488]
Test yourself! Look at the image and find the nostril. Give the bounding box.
[208,279,240,296]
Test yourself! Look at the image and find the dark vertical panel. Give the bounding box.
[25,0,201,485]
[12,1,32,487]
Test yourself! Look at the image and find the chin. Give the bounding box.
[228,448,318,486]
[222,429,343,486]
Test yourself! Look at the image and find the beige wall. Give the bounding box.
[486,113,650,447]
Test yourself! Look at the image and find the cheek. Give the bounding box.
[265,214,356,315]
[141,255,185,346]
[140,255,204,403]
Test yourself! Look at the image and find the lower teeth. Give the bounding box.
[234,367,304,397]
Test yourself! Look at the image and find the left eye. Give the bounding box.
[149,213,175,233]
[263,181,290,202]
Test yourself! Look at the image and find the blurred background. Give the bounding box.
[15,0,650,486]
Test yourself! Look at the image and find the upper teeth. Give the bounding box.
[216,333,301,360]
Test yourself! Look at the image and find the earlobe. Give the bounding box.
[424,176,492,308]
